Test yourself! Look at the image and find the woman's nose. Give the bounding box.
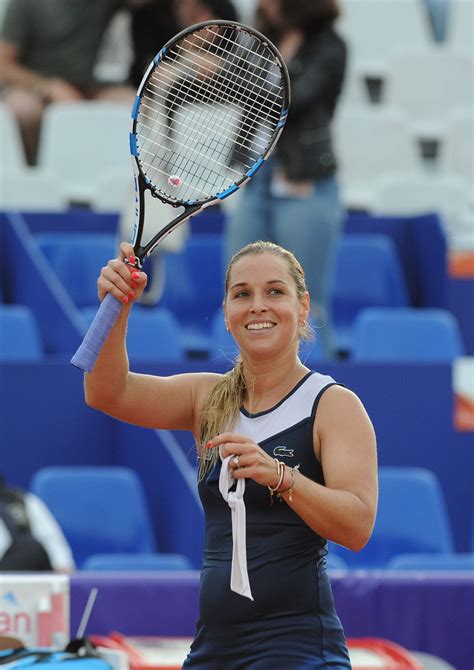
[249,293,267,312]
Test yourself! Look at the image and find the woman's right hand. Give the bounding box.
[97,242,148,305]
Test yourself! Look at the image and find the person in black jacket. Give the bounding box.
[0,474,75,572]
[225,0,347,358]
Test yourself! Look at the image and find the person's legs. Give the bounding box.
[224,162,273,264]
[3,88,45,164]
[273,177,344,358]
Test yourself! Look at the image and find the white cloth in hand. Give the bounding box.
[218,449,254,601]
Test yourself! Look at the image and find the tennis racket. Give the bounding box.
[71,19,290,373]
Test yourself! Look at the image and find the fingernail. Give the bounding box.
[122,296,129,304]
[132,272,140,281]
[206,441,213,448]
[128,290,134,300]
[129,255,136,264]
[131,282,137,289]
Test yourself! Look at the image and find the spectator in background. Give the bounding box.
[0,474,75,572]
[226,0,347,359]
[129,1,179,88]
[175,0,239,27]
[0,0,135,164]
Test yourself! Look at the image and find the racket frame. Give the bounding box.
[129,19,290,266]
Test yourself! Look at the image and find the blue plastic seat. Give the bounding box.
[330,467,454,569]
[387,553,474,571]
[161,235,225,353]
[30,466,157,568]
[81,305,185,362]
[331,234,409,352]
[36,232,117,308]
[82,552,193,571]
[0,304,43,361]
[352,307,464,362]
[209,310,238,363]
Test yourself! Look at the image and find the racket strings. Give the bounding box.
[140,30,282,164]
[135,24,286,202]
[147,52,279,140]
[167,40,283,122]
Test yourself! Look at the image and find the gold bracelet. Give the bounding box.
[277,465,300,503]
[267,459,285,505]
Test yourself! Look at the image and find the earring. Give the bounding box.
[226,324,231,333]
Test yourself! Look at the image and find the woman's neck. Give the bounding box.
[241,355,309,413]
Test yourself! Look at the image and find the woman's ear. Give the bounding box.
[299,291,310,325]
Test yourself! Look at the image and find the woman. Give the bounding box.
[85,239,377,669]
[225,0,347,358]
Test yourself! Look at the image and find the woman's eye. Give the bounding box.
[234,290,249,298]
[269,288,284,295]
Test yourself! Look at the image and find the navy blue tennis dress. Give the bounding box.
[183,371,351,669]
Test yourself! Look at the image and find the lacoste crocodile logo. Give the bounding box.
[273,446,294,458]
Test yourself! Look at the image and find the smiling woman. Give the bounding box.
[83,238,377,670]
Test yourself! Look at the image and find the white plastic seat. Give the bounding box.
[0,168,69,211]
[371,173,471,245]
[0,102,27,169]
[90,167,134,212]
[333,107,421,209]
[385,47,474,136]
[447,0,474,49]
[37,101,131,204]
[337,0,431,76]
[438,109,474,186]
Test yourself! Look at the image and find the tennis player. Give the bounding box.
[85,239,378,669]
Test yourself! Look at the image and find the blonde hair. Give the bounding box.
[197,241,312,479]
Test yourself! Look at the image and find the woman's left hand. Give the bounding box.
[207,432,280,488]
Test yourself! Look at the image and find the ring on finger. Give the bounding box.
[232,455,240,468]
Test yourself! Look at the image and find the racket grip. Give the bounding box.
[71,293,124,373]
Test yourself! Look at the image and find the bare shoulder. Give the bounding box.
[316,384,374,435]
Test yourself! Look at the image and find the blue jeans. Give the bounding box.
[225,162,344,358]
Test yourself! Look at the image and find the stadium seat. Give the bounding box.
[37,101,131,204]
[330,234,409,352]
[161,234,225,354]
[385,47,474,134]
[82,552,193,572]
[0,304,43,362]
[209,309,238,363]
[0,102,26,169]
[337,0,431,74]
[36,233,117,308]
[329,467,454,569]
[334,108,421,209]
[30,466,157,568]
[352,307,465,362]
[387,553,474,571]
[446,0,474,49]
[0,169,69,212]
[438,110,474,186]
[81,305,186,363]
[371,173,470,220]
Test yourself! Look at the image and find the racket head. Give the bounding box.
[130,20,290,214]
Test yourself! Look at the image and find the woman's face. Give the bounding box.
[224,253,308,360]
